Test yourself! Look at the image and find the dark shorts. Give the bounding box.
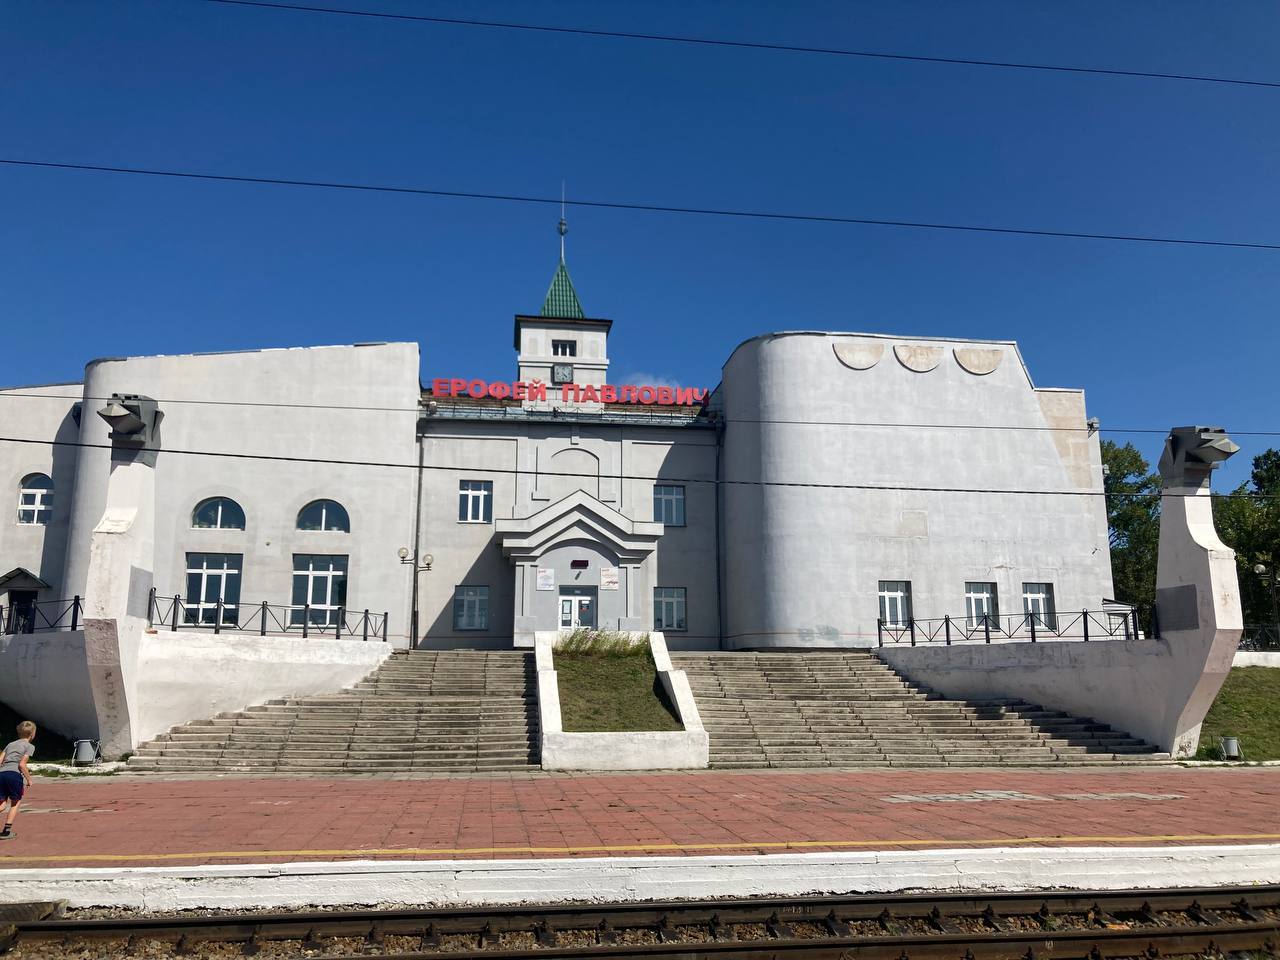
[0,772,24,804]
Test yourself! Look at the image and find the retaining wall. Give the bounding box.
[536,632,709,770]
[131,630,393,744]
[0,630,98,741]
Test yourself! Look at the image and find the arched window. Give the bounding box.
[17,474,53,525]
[192,496,246,530]
[297,499,349,532]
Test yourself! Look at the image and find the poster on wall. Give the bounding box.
[600,567,619,590]
[536,568,555,591]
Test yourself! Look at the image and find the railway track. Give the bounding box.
[4,885,1279,958]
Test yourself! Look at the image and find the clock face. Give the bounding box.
[552,363,573,385]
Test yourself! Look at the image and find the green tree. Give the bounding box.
[1214,448,1280,627]
[1101,440,1160,610]
[1252,449,1280,496]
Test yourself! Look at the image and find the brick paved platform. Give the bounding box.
[2,767,1276,869]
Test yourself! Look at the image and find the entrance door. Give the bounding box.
[4,591,37,634]
[559,587,597,629]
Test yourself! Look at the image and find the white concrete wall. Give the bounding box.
[0,383,82,599]
[721,332,1113,648]
[1234,652,1280,667]
[535,631,709,770]
[418,420,718,648]
[880,639,1180,753]
[59,343,421,646]
[0,630,98,742]
[517,318,610,391]
[7,845,1280,910]
[0,625,392,749]
[132,630,392,744]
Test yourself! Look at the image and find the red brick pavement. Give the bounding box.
[2,767,1276,868]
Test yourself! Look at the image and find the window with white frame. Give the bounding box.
[17,474,53,525]
[878,580,912,627]
[296,499,350,532]
[551,340,577,357]
[965,582,999,627]
[653,484,686,526]
[290,554,348,627]
[458,480,493,523]
[453,585,489,630]
[184,553,242,625]
[1022,582,1057,630]
[192,496,246,530]
[654,587,687,631]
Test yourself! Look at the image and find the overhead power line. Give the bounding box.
[4,158,1280,253]
[200,0,1280,92]
[1,434,1275,502]
[3,388,1280,438]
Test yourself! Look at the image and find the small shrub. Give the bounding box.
[556,629,649,657]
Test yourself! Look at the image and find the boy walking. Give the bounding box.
[0,721,36,840]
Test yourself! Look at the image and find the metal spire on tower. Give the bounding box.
[558,181,567,262]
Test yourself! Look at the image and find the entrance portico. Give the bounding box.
[496,490,663,647]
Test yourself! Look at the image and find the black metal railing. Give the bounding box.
[0,597,82,635]
[1240,624,1280,652]
[877,607,1148,647]
[147,590,387,641]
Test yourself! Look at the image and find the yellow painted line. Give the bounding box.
[1,833,1280,865]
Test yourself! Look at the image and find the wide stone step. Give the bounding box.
[128,649,541,774]
[678,651,1166,770]
[145,742,540,757]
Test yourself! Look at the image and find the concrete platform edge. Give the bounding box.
[3,844,1279,910]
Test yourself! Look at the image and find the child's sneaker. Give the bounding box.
[0,832,14,841]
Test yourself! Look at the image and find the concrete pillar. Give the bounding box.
[80,398,161,758]
[1154,425,1244,757]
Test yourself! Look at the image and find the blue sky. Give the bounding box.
[2,0,1277,487]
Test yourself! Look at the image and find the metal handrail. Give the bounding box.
[146,590,387,641]
[0,597,82,635]
[877,606,1147,647]
[1240,624,1280,652]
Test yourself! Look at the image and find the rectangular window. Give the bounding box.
[653,484,686,526]
[965,582,999,628]
[551,340,577,357]
[290,554,348,627]
[1022,582,1057,630]
[453,585,489,630]
[878,580,912,627]
[654,587,687,631]
[457,480,493,523]
[184,552,243,625]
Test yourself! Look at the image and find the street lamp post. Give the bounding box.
[399,548,434,650]
[1253,564,1280,647]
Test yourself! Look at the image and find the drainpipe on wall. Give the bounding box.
[410,416,427,649]
[714,415,725,650]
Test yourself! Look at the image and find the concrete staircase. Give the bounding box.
[671,651,1170,768]
[127,651,539,774]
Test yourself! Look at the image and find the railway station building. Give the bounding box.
[0,252,1114,651]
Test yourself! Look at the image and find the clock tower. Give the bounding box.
[513,216,611,408]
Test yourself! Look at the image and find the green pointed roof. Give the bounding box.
[540,259,585,319]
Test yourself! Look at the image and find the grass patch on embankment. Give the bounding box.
[554,631,683,733]
[1196,666,1280,760]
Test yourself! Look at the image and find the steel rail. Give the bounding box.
[320,923,1280,960]
[11,885,1280,957]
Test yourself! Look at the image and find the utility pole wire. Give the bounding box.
[1,435,1276,502]
[200,0,1280,91]
[4,158,1280,252]
[2,390,1279,438]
